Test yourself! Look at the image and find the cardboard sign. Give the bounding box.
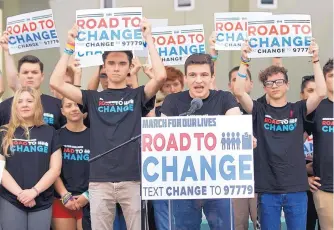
[214,12,272,50]
[75,7,143,52]
[6,9,60,54]
[151,24,205,66]
[141,115,254,200]
[247,14,312,58]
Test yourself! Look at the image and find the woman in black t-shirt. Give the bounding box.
[0,87,62,230]
[51,97,90,230]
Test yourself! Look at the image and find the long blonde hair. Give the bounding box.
[1,87,45,157]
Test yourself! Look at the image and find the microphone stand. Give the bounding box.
[88,134,141,163]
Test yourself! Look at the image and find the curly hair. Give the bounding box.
[323,58,333,77]
[259,65,288,84]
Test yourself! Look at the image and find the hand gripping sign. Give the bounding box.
[141,115,254,200]
[247,14,312,58]
[6,9,60,54]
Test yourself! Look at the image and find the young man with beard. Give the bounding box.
[305,59,333,230]
[160,53,241,230]
[50,19,166,230]
[0,33,65,129]
[234,40,327,230]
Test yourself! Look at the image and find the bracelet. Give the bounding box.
[241,56,251,63]
[61,192,73,205]
[67,42,75,46]
[312,59,319,64]
[240,61,249,67]
[237,72,247,78]
[66,43,75,50]
[32,187,39,196]
[211,55,218,62]
[82,191,89,200]
[64,48,74,55]
[73,85,81,88]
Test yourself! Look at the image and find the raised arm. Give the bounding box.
[50,25,83,104]
[0,31,20,92]
[306,39,327,115]
[209,31,218,90]
[272,57,283,67]
[142,18,167,99]
[0,70,4,98]
[234,41,254,114]
[128,57,141,88]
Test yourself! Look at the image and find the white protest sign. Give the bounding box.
[75,7,143,52]
[247,14,312,58]
[0,160,5,184]
[141,115,254,200]
[134,19,169,58]
[214,12,272,50]
[6,9,60,54]
[75,50,103,68]
[151,25,205,66]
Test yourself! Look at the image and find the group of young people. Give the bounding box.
[0,16,332,230]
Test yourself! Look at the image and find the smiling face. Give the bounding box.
[185,64,214,99]
[61,97,83,122]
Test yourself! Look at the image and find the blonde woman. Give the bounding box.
[0,87,62,230]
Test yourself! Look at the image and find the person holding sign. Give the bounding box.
[0,87,62,230]
[234,39,327,230]
[0,32,66,129]
[49,18,166,230]
[305,59,333,230]
[160,53,241,230]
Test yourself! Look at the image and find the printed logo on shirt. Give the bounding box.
[263,115,297,132]
[322,118,333,133]
[304,135,313,161]
[43,113,54,125]
[10,139,49,154]
[98,98,134,113]
[63,145,90,161]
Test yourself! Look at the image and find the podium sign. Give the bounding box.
[141,115,254,200]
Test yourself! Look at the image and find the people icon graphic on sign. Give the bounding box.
[242,132,252,150]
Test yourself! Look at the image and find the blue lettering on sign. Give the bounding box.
[322,126,333,132]
[77,51,103,57]
[77,29,142,42]
[8,30,58,44]
[143,154,251,182]
[249,36,312,48]
[216,32,245,42]
[158,44,205,57]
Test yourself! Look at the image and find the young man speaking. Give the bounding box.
[160,53,241,230]
[50,19,167,230]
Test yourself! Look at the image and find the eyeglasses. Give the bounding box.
[264,79,286,88]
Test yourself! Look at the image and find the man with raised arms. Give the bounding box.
[50,19,166,230]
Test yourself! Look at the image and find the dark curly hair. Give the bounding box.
[259,65,288,85]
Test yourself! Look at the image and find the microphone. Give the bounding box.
[180,98,203,116]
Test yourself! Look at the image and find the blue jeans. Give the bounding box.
[258,192,307,230]
[172,199,234,230]
[152,200,170,230]
[113,205,127,230]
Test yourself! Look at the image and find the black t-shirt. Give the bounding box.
[305,98,333,192]
[0,125,61,212]
[0,94,66,130]
[56,127,90,198]
[252,100,309,193]
[256,94,267,104]
[81,86,155,182]
[155,106,162,117]
[160,90,238,116]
